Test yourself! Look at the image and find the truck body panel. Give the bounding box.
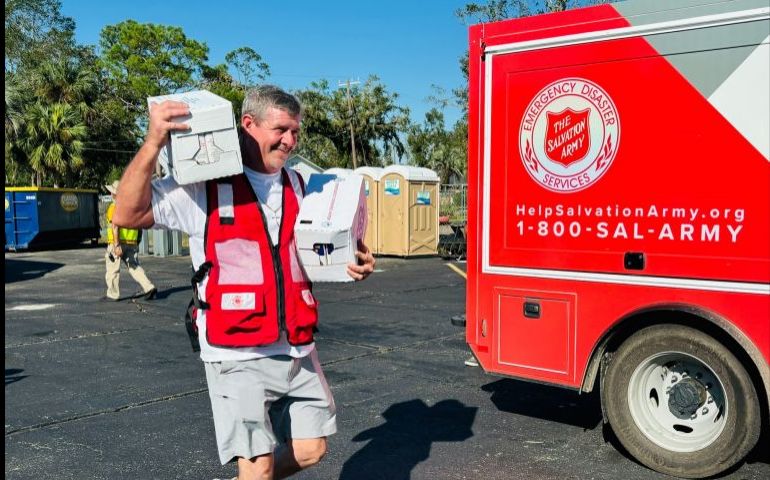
[467,0,769,405]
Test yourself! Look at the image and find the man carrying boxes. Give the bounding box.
[112,86,375,480]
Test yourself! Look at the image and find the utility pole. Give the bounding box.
[338,79,360,169]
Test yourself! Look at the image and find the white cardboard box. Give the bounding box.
[295,173,367,282]
[147,90,243,185]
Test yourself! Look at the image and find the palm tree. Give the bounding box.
[20,102,86,186]
[5,78,32,184]
[8,56,99,186]
[5,82,26,138]
[32,56,98,122]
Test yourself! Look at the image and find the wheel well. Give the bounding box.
[581,308,769,434]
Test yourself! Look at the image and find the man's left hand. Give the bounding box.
[347,241,375,281]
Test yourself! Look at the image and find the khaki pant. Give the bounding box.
[105,243,155,299]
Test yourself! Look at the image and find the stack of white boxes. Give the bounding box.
[147,90,243,184]
[295,173,367,282]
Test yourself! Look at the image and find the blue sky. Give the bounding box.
[60,1,474,126]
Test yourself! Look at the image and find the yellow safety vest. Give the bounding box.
[106,202,140,244]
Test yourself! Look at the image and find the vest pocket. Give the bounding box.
[212,285,267,333]
[289,240,309,283]
[215,239,264,285]
[294,288,318,327]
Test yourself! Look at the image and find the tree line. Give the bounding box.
[5,0,599,188]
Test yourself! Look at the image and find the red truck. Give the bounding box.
[465,0,769,477]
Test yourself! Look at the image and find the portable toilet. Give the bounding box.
[378,165,439,256]
[354,166,383,254]
[5,187,100,250]
[324,167,353,178]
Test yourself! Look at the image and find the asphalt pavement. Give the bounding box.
[5,245,769,480]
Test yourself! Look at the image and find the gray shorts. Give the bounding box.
[204,350,337,465]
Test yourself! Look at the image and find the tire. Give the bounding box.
[601,324,760,478]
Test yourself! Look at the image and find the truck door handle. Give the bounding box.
[624,252,645,270]
[523,302,541,319]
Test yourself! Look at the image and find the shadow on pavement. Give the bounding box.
[120,285,190,303]
[746,435,770,466]
[339,399,477,480]
[5,368,29,386]
[153,285,191,300]
[482,378,602,430]
[4,259,64,283]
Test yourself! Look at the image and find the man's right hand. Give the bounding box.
[145,100,191,150]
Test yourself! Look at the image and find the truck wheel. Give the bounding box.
[601,324,760,479]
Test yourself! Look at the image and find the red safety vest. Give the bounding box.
[198,168,317,347]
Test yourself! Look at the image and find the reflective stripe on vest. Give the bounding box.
[106,202,140,244]
[201,168,316,347]
[118,228,140,243]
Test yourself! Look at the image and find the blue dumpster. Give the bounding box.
[5,187,100,251]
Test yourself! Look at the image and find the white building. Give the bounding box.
[286,154,324,184]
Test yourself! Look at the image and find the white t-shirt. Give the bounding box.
[151,167,315,362]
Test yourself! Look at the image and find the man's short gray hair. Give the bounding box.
[242,85,302,121]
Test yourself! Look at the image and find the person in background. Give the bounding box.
[112,85,375,480]
[102,180,157,301]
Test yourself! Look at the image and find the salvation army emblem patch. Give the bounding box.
[519,78,620,193]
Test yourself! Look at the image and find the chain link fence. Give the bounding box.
[439,184,467,260]
[439,184,467,223]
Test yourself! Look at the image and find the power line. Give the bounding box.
[81,140,139,145]
[81,147,136,153]
[269,73,354,79]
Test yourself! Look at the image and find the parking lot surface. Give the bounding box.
[5,246,769,479]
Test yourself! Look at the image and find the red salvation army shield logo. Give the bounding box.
[545,108,590,166]
[519,78,620,193]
